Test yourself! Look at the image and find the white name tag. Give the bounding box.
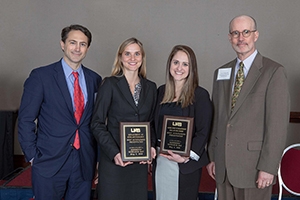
[217,68,232,80]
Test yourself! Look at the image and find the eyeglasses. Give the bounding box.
[230,29,257,38]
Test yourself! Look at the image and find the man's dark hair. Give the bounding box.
[61,24,92,47]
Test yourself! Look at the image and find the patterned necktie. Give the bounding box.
[72,71,84,149]
[231,62,244,110]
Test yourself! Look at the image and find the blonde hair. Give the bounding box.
[161,45,199,108]
[111,37,146,78]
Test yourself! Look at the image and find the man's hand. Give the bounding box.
[206,162,216,180]
[256,171,274,189]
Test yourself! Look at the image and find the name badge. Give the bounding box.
[217,68,231,80]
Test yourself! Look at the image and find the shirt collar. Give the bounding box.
[61,58,83,78]
[236,50,258,72]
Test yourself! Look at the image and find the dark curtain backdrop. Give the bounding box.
[0,111,18,179]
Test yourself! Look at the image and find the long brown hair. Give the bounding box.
[161,45,199,108]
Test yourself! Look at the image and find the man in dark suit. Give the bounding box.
[18,24,102,200]
[207,15,290,200]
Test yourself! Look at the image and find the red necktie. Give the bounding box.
[72,71,84,149]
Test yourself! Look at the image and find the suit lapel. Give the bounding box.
[137,78,148,110]
[225,62,236,117]
[230,53,263,117]
[117,76,138,112]
[53,62,74,117]
[216,60,236,117]
[80,66,93,124]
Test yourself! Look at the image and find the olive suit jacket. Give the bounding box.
[208,52,290,188]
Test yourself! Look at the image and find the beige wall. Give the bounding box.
[1,0,299,154]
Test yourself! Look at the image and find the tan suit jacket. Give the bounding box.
[208,52,290,188]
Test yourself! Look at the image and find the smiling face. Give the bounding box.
[60,30,89,70]
[169,50,190,83]
[121,43,142,73]
[228,15,259,60]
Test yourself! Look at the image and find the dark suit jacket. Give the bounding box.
[154,85,213,174]
[208,52,290,188]
[91,76,157,161]
[18,60,102,180]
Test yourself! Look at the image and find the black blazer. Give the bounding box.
[154,85,213,174]
[91,76,157,160]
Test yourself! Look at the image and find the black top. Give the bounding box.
[157,102,183,140]
[154,85,213,174]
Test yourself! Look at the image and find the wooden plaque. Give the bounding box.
[120,122,150,161]
[160,115,193,156]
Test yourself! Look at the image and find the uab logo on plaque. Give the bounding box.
[160,115,194,156]
[172,122,182,126]
[120,122,150,161]
[131,128,141,132]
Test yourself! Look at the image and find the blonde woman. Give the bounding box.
[91,38,156,200]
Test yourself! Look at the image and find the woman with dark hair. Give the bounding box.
[153,45,213,200]
[91,37,156,200]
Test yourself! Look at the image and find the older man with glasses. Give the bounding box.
[207,15,290,200]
